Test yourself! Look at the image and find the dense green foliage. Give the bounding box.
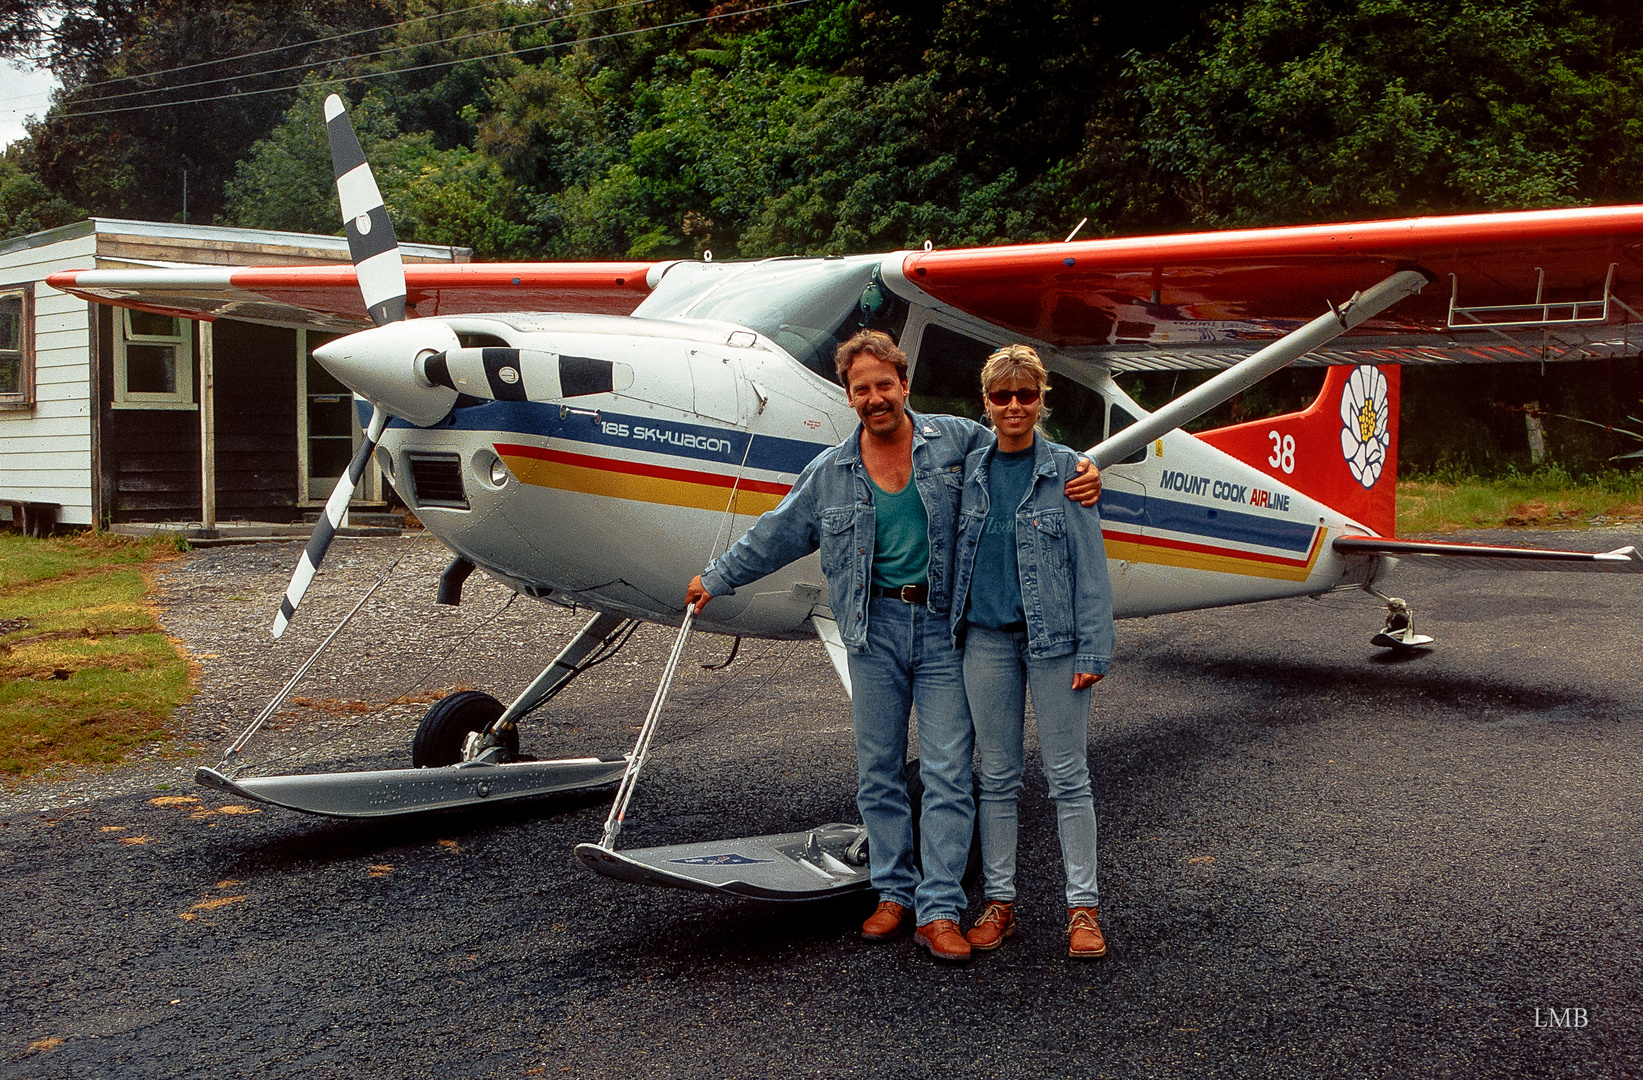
[4,0,1642,475]
[8,0,1643,251]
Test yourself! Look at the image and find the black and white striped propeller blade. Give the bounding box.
[324,93,406,327]
[272,406,388,637]
[271,95,408,637]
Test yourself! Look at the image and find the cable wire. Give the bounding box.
[44,0,812,121]
[62,0,658,109]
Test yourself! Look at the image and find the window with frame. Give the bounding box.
[113,308,194,409]
[0,285,34,411]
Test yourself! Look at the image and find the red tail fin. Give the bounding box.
[1194,364,1399,537]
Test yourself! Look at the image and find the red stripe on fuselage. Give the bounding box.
[493,443,793,497]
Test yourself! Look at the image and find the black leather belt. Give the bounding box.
[871,583,929,604]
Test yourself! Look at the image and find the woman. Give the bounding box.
[950,344,1116,959]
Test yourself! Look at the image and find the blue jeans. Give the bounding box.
[962,626,1098,908]
[847,597,975,924]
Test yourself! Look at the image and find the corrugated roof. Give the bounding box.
[0,218,470,261]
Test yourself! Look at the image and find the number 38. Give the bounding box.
[1268,431,1295,474]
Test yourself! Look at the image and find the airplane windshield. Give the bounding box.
[653,257,908,384]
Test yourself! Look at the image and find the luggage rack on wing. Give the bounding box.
[1447,264,1622,331]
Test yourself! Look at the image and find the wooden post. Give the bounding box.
[1525,401,1547,465]
[199,320,216,531]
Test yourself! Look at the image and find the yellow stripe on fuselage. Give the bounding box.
[1102,529,1325,582]
[501,452,786,517]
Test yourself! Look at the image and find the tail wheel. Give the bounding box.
[411,691,518,767]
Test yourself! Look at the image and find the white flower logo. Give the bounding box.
[1339,365,1390,489]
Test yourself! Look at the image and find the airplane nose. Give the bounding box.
[312,320,461,427]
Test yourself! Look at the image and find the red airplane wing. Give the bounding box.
[901,204,1643,348]
[47,262,658,331]
[46,205,1643,352]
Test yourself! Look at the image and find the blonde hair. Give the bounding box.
[979,344,1050,394]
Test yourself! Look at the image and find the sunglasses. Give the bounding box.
[986,387,1042,406]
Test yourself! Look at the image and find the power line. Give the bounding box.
[57,0,660,108]
[44,0,812,121]
[65,0,653,107]
[70,0,518,91]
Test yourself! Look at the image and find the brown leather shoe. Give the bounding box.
[914,919,973,963]
[965,901,1016,951]
[1068,907,1107,959]
[861,900,910,941]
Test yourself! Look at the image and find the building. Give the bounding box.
[0,219,468,531]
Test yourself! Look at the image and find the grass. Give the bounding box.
[1397,468,1643,534]
[0,531,193,777]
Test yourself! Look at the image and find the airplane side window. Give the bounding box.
[911,325,1109,452]
[1039,379,1106,453]
[908,324,991,423]
[1107,403,1149,464]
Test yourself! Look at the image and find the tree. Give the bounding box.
[0,144,83,240]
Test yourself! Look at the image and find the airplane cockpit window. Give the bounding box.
[1106,403,1149,464]
[647,257,907,385]
[910,325,1108,451]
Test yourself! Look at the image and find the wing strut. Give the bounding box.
[1087,269,1431,468]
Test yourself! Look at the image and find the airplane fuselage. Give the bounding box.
[347,255,1382,641]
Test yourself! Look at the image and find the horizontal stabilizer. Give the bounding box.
[1332,536,1643,573]
[195,756,628,818]
[573,823,871,901]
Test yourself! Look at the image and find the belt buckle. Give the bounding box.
[897,585,916,603]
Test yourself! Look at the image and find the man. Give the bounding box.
[686,330,1100,963]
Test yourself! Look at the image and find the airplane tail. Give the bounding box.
[1194,363,1399,537]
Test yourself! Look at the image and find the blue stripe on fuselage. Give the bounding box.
[1098,488,1315,554]
[375,399,830,475]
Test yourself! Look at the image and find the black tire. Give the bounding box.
[411,691,518,767]
[903,761,984,888]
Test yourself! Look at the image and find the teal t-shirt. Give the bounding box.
[966,444,1036,630]
[868,474,930,587]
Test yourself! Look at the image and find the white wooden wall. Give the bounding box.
[0,233,96,525]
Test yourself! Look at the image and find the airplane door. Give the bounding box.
[1097,470,1146,617]
[689,350,742,424]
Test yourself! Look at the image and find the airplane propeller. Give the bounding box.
[272,95,420,638]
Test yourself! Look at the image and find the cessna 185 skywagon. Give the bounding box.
[48,96,1643,900]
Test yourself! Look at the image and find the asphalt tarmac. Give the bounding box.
[3,528,1639,1079]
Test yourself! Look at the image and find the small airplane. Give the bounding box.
[48,96,1643,900]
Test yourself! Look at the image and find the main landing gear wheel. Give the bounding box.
[412,691,519,767]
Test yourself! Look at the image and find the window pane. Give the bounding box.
[308,395,353,436]
[1040,378,1107,452]
[126,344,177,394]
[0,352,18,395]
[908,324,992,423]
[129,310,180,338]
[0,293,20,350]
[309,438,353,480]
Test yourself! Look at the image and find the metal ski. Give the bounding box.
[196,755,628,819]
[575,823,870,901]
[573,608,873,900]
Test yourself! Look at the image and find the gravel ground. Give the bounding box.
[1,527,1639,1079]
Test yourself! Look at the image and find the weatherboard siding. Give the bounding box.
[0,233,96,525]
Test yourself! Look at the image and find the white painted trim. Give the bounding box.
[112,307,194,408]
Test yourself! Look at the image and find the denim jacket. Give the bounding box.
[950,435,1116,675]
[700,409,991,652]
